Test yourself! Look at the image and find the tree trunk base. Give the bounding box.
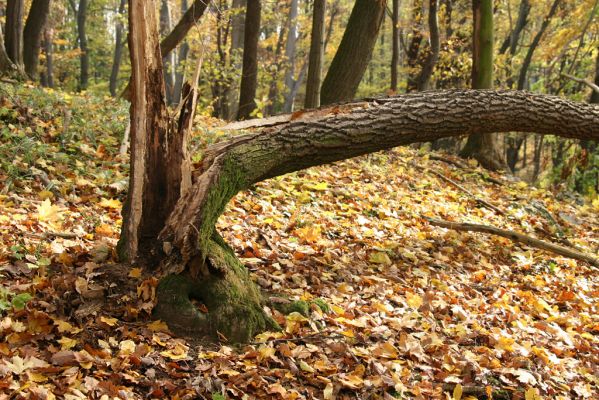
[460,132,507,171]
[153,235,278,342]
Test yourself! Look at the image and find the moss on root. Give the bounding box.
[270,298,330,316]
[154,234,279,343]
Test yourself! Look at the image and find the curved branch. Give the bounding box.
[161,89,599,264]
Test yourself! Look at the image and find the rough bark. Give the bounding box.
[499,0,530,55]
[42,28,54,87]
[390,0,400,92]
[5,0,24,66]
[304,0,326,109]
[320,0,386,105]
[460,0,506,171]
[23,0,51,80]
[416,0,440,91]
[236,0,261,120]
[76,0,89,91]
[109,0,127,97]
[118,0,190,263]
[517,0,561,90]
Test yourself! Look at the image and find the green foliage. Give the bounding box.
[0,83,128,190]
[0,287,32,314]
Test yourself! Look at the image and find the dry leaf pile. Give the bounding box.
[0,85,597,399]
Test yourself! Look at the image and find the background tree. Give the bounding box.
[305,0,326,108]
[320,0,386,104]
[237,0,261,120]
[5,0,24,66]
[460,0,506,170]
[415,0,440,90]
[23,0,52,79]
[109,0,128,97]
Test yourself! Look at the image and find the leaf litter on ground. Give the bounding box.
[0,83,597,399]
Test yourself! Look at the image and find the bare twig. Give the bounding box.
[425,217,599,268]
[426,168,505,215]
[561,73,599,94]
[25,231,80,239]
[119,121,130,156]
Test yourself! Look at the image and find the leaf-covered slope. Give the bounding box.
[0,84,597,399]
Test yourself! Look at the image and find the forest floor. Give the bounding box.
[0,83,597,400]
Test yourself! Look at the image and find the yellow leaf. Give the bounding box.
[406,292,423,309]
[98,198,122,209]
[36,199,61,222]
[54,320,81,334]
[339,374,364,389]
[119,340,136,355]
[369,251,391,265]
[38,190,54,200]
[453,383,463,400]
[100,316,118,327]
[323,383,334,400]
[147,320,169,332]
[495,336,515,352]
[58,336,77,350]
[160,343,189,360]
[294,225,321,243]
[258,345,276,361]
[128,268,142,278]
[306,182,328,191]
[299,360,315,373]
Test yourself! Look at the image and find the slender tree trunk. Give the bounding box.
[416,0,440,90]
[172,0,190,106]
[320,0,386,105]
[499,0,530,55]
[517,0,561,90]
[23,0,51,80]
[0,25,18,75]
[42,28,53,87]
[160,0,210,58]
[225,0,246,119]
[391,0,400,92]
[5,0,24,66]
[590,46,599,104]
[160,0,175,104]
[532,134,544,181]
[442,0,453,38]
[304,0,326,109]
[282,0,299,112]
[265,22,288,115]
[109,0,127,97]
[405,0,423,92]
[460,0,506,171]
[237,0,261,120]
[76,0,89,91]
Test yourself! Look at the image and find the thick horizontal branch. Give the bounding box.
[425,217,599,268]
[163,90,599,264]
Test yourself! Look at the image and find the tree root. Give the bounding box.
[153,236,279,343]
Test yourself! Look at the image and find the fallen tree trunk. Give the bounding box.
[149,90,599,341]
[425,217,599,268]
